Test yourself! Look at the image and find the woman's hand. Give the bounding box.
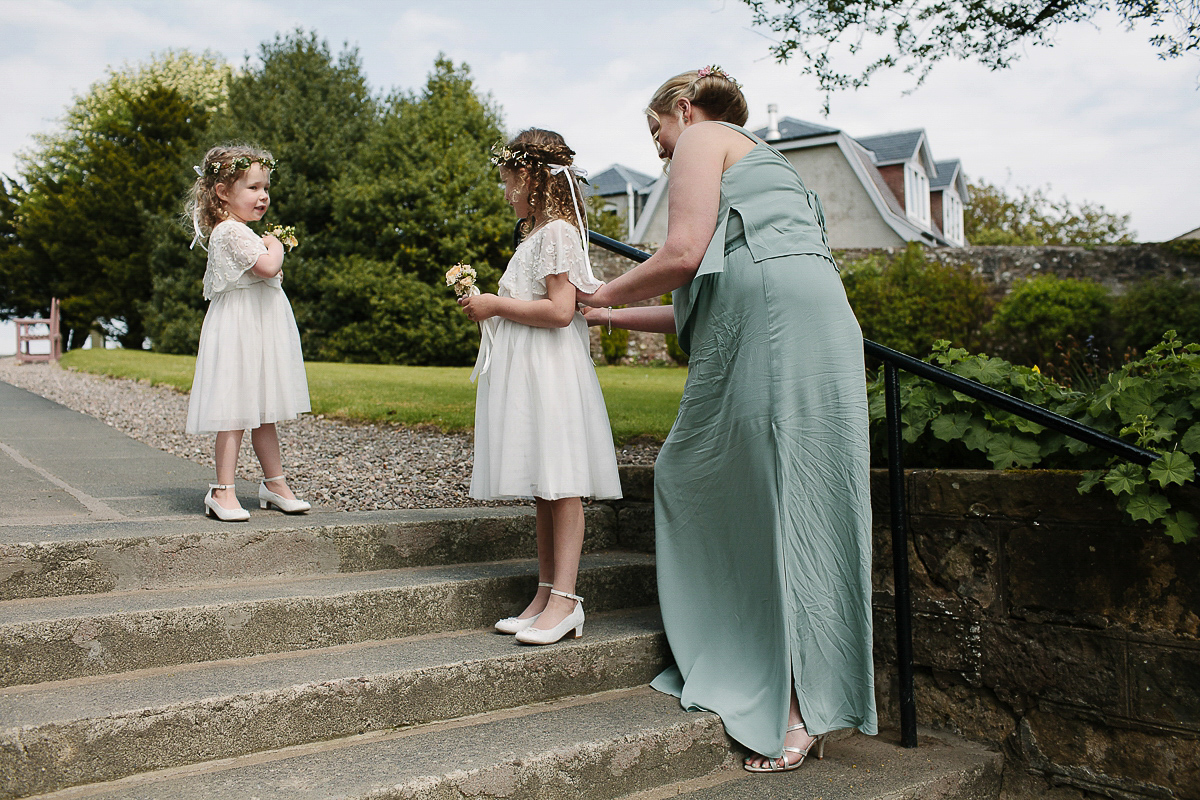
[576,286,607,308]
[459,292,498,323]
[580,306,609,327]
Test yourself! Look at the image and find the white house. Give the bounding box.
[593,108,969,249]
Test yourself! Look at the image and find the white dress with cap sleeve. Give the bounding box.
[185,220,310,434]
[470,218,622,501]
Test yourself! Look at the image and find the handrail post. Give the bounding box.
[885,363,918,747]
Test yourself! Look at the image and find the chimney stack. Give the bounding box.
[766,104,781,141]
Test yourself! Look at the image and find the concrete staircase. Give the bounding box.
[0,367,1005,800]
[1,501,1002,800]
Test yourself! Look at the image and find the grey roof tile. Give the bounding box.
[855,130,925,164]
[931,159,961,189]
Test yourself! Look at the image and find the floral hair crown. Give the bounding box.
[697,65,740,88]
[490,143,532,169]
[193,156,278,179]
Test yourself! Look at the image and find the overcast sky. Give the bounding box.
[1,0,1197,353]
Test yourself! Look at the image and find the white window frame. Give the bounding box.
[943,191,964,245]
[905,162,931,226]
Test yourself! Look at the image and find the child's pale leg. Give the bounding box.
[250,423,296,500]
[531,496,585,630]
[515,500,557,620]
[213,430,244,508]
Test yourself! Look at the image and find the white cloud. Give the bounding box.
[0,0,1196,240]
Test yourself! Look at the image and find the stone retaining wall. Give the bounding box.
[611,466,1199,799]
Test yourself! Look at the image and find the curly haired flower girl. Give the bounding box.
[458,128,622,644]
[184,144,312,521]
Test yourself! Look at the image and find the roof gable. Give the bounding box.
[931,159,960,189]
[855,130,925,165]
[590,164,657,197]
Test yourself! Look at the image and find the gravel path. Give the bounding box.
[0,358,660,511]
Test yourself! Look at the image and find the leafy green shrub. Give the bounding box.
[868,334,1198,543]
[839,242,992,357]
[304,255,482,365]
[1114,278,1200,354]
[985,275,1114,367]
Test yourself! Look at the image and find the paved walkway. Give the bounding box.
[0,378,321,538]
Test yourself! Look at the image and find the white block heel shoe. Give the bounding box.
[495,582,553,634]
[515,589,584,645]
[204,484,250,522]
[259,475,311,514]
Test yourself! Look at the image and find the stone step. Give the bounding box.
[617,728,1002,800]
[14,687,732,800]
[0,501,654,601]
[2,609,669,799]
[0,552,657,687]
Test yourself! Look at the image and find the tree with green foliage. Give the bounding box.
[5,83,210,348]
[318,56,513,364]
[965,180,1135,246]
[840,242,993,357]
[0,177,27,318]
[743,0,1198,105]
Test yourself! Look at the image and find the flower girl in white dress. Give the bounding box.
[459,129,622,644]
[184,144,311,521]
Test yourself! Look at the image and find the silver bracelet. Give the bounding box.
[606,307,613,334]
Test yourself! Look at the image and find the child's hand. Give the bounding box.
[262,233,281,248]
[580,306,609,327]
[459,293,498,323]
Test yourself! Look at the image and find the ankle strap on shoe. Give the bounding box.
[263,475,285,483]
[538,582,554,588]
[549,589,583,602]
[209,483,235,490]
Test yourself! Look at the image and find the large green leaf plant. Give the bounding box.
[868,333,1199,544]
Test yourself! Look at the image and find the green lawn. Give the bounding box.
[60,349,686,442]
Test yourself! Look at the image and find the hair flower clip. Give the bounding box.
[697,65,740,88]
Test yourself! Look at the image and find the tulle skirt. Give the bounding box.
[470,314,622,501]
[186,283,310,434]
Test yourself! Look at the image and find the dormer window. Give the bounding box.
[942,191,964,245]
[905,163,930,226]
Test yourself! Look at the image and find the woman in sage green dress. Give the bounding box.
[578,67,876,772]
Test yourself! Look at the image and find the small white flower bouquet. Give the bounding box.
[446,263,479,297]
[266,225,299,251]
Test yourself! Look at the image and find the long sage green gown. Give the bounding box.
[650,122,877,759]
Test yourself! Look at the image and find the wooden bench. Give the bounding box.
[15,297,63,363]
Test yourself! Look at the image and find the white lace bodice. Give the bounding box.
[497,219,603,301]
[203,220,280,300]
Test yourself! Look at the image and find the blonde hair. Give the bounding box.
[185,143,275,241]
[646,69,749,127]
[495,129,588,238]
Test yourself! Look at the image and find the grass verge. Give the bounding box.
[60,349,685,441]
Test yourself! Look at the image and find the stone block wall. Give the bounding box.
[870,469,1199,799]
[836,243,1198,297]
[607,465,1199,798]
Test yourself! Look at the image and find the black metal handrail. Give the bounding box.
[587,230,1168,749]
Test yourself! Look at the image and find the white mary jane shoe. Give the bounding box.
[204,484,250,522]
[515,589,584,645]
[259,475,311,514]
[495,582,552,634]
